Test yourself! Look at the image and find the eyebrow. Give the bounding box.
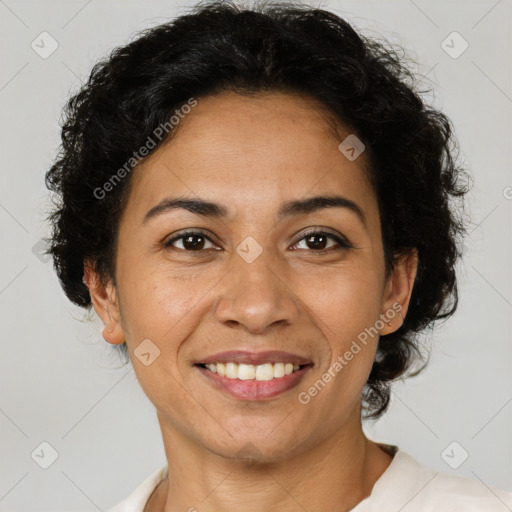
[142,194,367,228]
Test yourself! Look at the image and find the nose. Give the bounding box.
[213,251,300,334]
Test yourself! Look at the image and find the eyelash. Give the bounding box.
[164,229,353,255]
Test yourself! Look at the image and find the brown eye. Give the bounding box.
[304,233,330,250]
[292,231,352,253]
[164,231,216,251]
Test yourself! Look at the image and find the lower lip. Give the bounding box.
[195,365,312,400]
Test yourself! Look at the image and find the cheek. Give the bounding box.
[119,270,203,340]
[305,267,382,337]
[303,270,381,388]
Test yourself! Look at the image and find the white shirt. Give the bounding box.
[107,444,512,511]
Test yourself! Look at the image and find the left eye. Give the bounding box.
[292,231,351,252]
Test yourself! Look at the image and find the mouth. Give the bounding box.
[193,351,314,401]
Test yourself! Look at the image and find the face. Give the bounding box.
[87,90,417,463]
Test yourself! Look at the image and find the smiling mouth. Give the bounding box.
[195,362,312,381]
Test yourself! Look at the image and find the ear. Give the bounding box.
[83,260,125,345]
[379,248,419,335]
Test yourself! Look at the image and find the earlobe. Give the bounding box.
[102,320,125,345]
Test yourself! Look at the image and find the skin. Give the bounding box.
[85,90,418,512]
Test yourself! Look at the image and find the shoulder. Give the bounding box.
[411,470,512,511]
[107,465,168,512]
[378,449,512,512]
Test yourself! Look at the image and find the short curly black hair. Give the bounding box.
[44,0,472,420]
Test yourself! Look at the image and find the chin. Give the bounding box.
[202,429,308,466]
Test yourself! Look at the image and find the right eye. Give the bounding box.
[164,230,218,252]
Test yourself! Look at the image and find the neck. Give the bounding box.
[146,412,393,512]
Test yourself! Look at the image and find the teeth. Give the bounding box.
[238,364,255,380]
[226,362,238,379]
[256,363,274,380]
[202,362,303,380]
[274,362,285,378]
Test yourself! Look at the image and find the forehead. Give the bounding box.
[123,91,378,228]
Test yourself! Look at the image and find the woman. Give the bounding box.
[44,1,512,511]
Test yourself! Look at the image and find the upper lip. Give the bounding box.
[196,350,313,366]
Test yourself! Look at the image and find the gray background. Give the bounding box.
[0,0,511,510]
